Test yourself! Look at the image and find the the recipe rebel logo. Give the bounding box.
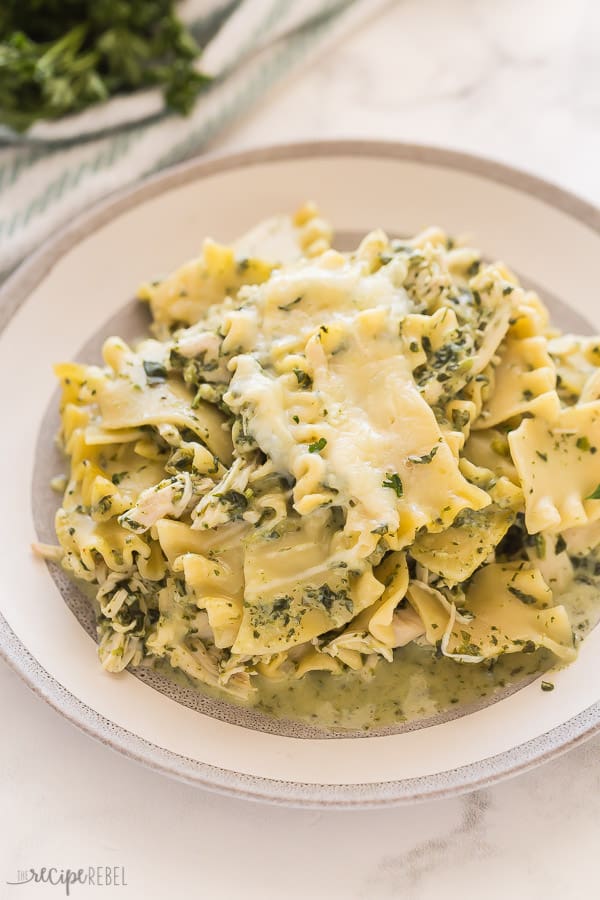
[6,866,128,894]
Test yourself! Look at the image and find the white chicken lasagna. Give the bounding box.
[38,204,600,705]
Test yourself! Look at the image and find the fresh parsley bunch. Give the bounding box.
[0,0,209,131]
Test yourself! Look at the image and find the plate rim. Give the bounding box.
[2,138,600,808]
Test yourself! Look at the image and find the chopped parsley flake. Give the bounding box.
[143,360,167,383]
[293,369,313,389]
[451,409,470,429]
[408,445,439,464]
[382,473,403,497]
[533,533,546,559]
[278,295,303,311]
[95,495,113,515]
[308,438,327,453]
[508,586,538,605]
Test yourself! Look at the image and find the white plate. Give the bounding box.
[2,141,600,808]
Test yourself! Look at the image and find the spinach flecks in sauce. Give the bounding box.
[152,555,600,732]
[255,561,600,730]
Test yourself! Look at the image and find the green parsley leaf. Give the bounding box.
[408,445,439,464]
[382,473,403,497]
[293,369,313,389]
[508,586,538,605]
[308,438,327,454]
[533,533,546,559]
[277,296,303,311]
[143,360,167,383]
[587,484,600,500]
[555,534,567,554]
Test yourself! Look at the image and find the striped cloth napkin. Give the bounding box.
[0,0,392,281]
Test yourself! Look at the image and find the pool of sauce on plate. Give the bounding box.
[250,564,600,731]
[116,555,600,732]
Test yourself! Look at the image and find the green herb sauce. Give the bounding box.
[86,554,600,733]
[250,563,600,731]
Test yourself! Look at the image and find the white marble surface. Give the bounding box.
[4,0,600,896]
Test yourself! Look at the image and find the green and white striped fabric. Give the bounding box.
[0,0,390,280]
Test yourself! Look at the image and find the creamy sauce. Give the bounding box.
[250,566,600,731]
[84,554,600,733]
[255,644,554,731]
[250,561,600,731]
